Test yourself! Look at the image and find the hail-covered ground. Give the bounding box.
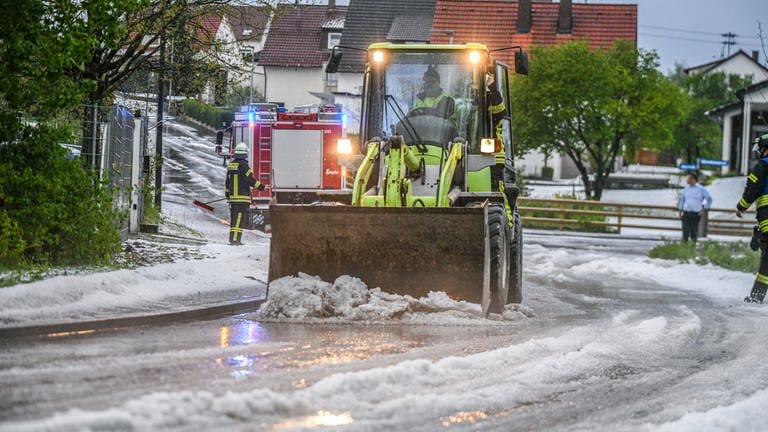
[1,114,766,432]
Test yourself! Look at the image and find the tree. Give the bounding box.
[668,66,752,163]
[510,41,686,200]
[0,0,95,129]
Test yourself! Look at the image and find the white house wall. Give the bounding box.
[334,72,364,135]
[265,67,326,110]
[708,56,768,83]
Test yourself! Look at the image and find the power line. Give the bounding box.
[640,24,721,37]
[639,32,763,48]
[639,24,761,40]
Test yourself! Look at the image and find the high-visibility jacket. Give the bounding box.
[225,157,258,204]
[737,157,768,233]
[414,92,455,119]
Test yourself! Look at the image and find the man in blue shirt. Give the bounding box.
[678,172,713,243]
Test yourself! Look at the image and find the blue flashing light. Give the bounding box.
[341,114,348,124]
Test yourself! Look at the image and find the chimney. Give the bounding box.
[517,0,531,34]
[753,50,760,62]
[328,0,335,12]
[557,0,572,34]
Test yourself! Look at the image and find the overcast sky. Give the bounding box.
[605,0,767,73]
[326,0,767,74]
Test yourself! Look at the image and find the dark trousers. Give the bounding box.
[229,202,249,244]
[681,211,700,242]
[748,233,768,303]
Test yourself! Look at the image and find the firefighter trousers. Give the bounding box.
[229,202,249,245]
[748,232,768,303]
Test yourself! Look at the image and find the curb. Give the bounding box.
[0,299,264,339]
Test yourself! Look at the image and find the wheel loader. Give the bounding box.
[267,42,528,316]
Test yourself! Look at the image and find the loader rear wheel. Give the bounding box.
[507,210,523,304]
[487,205,509,315]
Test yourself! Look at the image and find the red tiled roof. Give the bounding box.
[227,6,270,42]
[431,1,637,66]
[195,14,223,52]
[259,4,348,68]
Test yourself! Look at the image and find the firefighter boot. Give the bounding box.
[744,282,767,304]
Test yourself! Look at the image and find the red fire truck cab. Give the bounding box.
[219,103,350,231]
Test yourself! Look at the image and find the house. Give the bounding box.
[685,50,768,82]
[257,2,347,110]
[194,14,239,105]
[696,50,768,175]
[331,0,437,133]
[227,6,271,101]
[430,0,637,180]
[708,78,768,175]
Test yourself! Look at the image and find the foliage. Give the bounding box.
[510,41,686,200]
[519,194,615,233]
[667,67,752,162]
[183,98,234,129]
[649,240,759,273]
[0,0,96,117]
[0,124,122,269]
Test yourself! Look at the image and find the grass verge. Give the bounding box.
[648,240,758,273]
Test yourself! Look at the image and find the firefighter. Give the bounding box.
[225,142,264,245]
[737,133,768,303]
[414,65,455,119]
[486,73,507,177]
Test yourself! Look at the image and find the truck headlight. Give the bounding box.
[480,138,501,154]
[337,139,352,154]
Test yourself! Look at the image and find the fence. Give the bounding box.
[518,197,753,237]
[78,105,149,239]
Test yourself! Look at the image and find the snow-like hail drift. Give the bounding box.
[254,274,534,324]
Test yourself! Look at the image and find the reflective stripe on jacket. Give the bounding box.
[737,157,768,232]
[225,157,257,204]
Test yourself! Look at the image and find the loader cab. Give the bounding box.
[362,45,495,152]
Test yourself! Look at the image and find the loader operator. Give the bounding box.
[413,65,455,119]
[225,142,265,245]
[736,133,768,303]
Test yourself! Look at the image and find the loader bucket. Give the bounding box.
[268,204,492,314]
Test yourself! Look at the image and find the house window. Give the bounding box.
[328,33,341,50]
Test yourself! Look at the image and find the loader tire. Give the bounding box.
[487,205,509,315]
[507,210,523,304]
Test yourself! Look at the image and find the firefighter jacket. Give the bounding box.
[225,157,258,204]
[737,157,768,233]
[487,85,507,165]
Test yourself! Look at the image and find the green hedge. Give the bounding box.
[182,99,234,129]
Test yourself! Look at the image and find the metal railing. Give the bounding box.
[518,197,754,237]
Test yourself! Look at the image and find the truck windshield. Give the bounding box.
[366,50,482,150]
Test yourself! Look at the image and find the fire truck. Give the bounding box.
[217,103,350,231]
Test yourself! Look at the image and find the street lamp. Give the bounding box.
[240,47,255,104]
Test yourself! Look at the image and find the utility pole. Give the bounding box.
[155,35,166,211]
[721,32,737,57]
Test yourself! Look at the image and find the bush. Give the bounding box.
[649,240,758,273]
[0,123,121,270]
[182,99,234,129]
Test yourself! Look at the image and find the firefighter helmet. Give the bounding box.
[234,142,248,155]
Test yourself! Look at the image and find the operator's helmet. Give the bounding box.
[234,142,248,155]
[423,65,440,86]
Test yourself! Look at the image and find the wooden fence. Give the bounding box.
[518,197,754,237]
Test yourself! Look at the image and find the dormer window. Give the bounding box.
[328,32,341,49]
